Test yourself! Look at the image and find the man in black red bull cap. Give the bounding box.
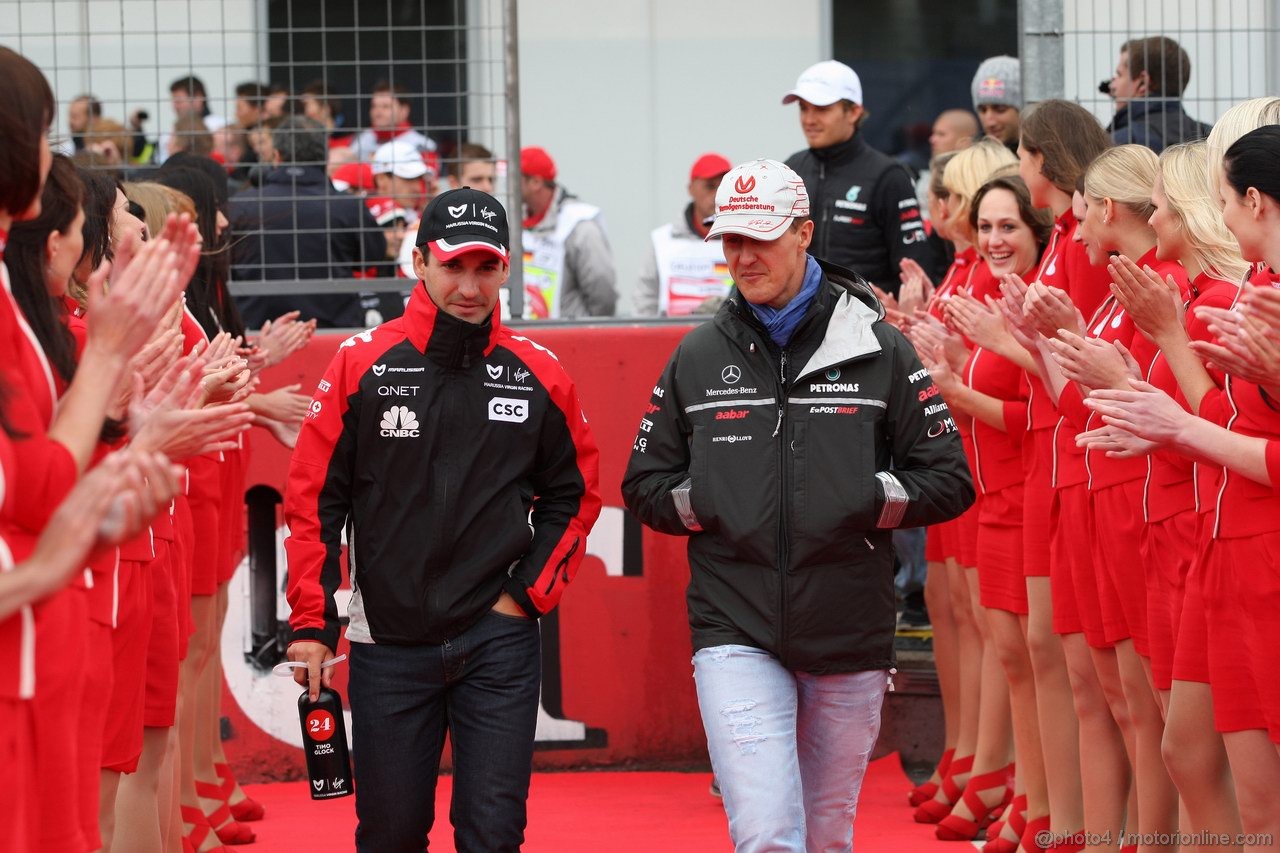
[285,186,601,851]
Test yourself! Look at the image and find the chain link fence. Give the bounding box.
[1022,0,1279,126]
[0,0,524,320]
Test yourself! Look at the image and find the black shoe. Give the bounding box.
[897,607,931,631]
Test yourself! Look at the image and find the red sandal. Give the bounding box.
[181,804,231,853]
[908,747,954,807]
[934,765,1013,841]
[913,753,975,824]
[216,762,265,822]
[982,793,1027,853]
[1020,815,1052,852]
[191,789,256,846]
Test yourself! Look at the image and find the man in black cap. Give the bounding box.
[284,187,602,852]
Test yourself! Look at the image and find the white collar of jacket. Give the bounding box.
[793,277,883,382]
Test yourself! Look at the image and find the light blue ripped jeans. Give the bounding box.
[693,645,888,853]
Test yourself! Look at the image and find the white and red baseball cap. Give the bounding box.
[705,159,810,242]
[781,60,863,107]
[373,139,433,180]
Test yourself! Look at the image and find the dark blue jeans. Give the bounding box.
[348,610,542,852]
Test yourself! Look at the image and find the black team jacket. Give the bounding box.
[285,283,601,651]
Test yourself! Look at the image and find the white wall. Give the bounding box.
[0,0,263,145]
[517,0,826,313]
[1063,0,1275,127]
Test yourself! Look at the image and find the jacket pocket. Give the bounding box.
[793,419,877,563]
[688,424,718,533]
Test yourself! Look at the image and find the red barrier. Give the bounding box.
[222,323,711,780]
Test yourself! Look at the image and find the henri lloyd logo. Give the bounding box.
[721,365,741,384]
[734,175,756,194]
[380,406,420,437]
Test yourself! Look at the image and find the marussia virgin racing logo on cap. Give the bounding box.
[448,204,468,218]
[380,405,420,437]
[734,175,756,194]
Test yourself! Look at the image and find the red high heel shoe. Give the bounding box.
[216,762,266,822]
[181,805,231,853]
[191,785,256,846]
[934,765,1013,841]
[982,793,1027,853]
[908,748,954,807]
[913,753,975,824]
[1020,815,1052,852]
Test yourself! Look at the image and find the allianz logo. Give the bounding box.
[380,405,420,437]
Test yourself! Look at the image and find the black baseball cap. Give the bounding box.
[416,187,510,263]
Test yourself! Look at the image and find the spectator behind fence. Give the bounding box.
[169,112,214,159]
[264,82,290,119]
[341,80,436,164]
[971,55,1022,152]
[83,117,133,170]
[66,93,101,152]
[1105,35,1212,153]
[782,60,934,294]
[634,152,733,316]
[520,145,618,318]
[230,116,386,329]
[301,79,353,152]
[447,142,497,193]
[234,81,268,130]
[917,109,979,219]
[160,74,226,162]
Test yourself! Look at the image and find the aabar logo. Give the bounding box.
[715,409,749,420]
[489,397,529,423]
[734,175,756,194]
[448,204,468,218]
[487,364,504,380]
[380,405,420,437]
[372,364,387,377]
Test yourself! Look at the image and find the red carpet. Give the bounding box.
[242,753,971,851]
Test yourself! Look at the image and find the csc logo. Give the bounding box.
[489,397,530,423]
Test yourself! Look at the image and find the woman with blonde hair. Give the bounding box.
[1040,144,1191,849]
[909,139,1020,836]
[1093,138,1250,847]
[901,149,978,815]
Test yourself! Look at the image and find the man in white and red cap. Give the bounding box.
[623,158,973,853]
[633,152,735,316]
[518,145,617,318]
[782,60,935,294]
[286,185,601,852]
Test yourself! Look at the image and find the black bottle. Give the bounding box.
[298,686,354,800]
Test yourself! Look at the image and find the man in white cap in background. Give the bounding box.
[971,55,1023,153]
[782,60,933,296]
[633,152,734,316]
[623,158,974,852]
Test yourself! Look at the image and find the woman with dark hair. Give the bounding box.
[6,155,85,388]
[924,175,1054,849]
[155,164,244,339]
[0,46,196,853]
[968,98,1115,852]
[153,162,262,849]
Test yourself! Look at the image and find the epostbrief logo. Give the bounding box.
[489,397,529,423]
[380,405,420,437]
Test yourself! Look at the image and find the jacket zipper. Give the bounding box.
[818,161,829,262]
[776,348,790,662]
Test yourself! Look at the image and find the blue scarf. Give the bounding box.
[749,255,823,349]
